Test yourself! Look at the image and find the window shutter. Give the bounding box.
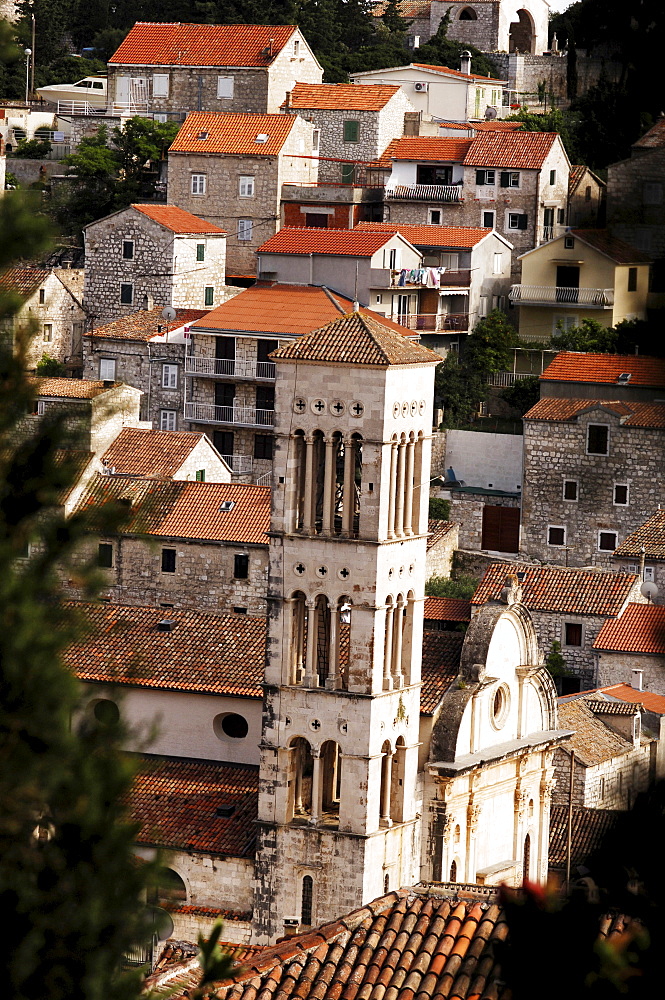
[500,171,510,188]
[518,214,528,230]
[475,169,485,185]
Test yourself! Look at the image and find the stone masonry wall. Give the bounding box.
[21,270,85,369]
[597,651,665,696]
[448,493,521,551]
[553,743,652,810]
[426,524,459,578]
[606,147,665,261]
[490,52,623,105]
[134,845,254,920]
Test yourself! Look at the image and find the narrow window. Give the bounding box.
[234,554,249,579]
[98,543,113,568]
[449,860,457,882]
[254,434,273,459]
[563,480,578,501]
[239,175,255,197]
[217,76,234,99]
[384,873,390,894]
[122,240,134,259]
[39,288,45,304]
[99,357,116,380]
[482,210,495,227]
[195,469,205,482]
[293,38,300,56]
[312,128,320,151]
[587,424,608,455]
[548,525,566,546]
[204,286,214,307]
[196,243,205,261]
[564,622,582,646]
[191,173,207,195]
[479,294,488,317]
[564,236,575,249]
[493,252,502,274]
[557,208,565,224]
[549,169,556,185]
[614,483,629,505]
[301,875,313,925]
[162,363,178,388]
[343,120,359,142]
[429,209,441,225]
[585,185,591,201]
[120,283,133,305]
[237,219,253,241]
[598,531,618,551]
[628,267,638,292]
[500,171,519,187]
[341,162,355,184]
[42,323,52,342]
[160,409,176,431]
[161,548,176,573]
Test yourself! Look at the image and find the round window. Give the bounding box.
[491,684,510,729]
[93,699,120,725]
[213,712,249,740]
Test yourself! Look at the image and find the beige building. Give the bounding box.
[0,267,85,372]
[512,230,652,342]
[106,22,322,118]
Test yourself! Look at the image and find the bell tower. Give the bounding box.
[252,312,440,944]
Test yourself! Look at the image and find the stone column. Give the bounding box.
[380,751,393,827]
[342,436,355,536]
[395,441,406,538]
[303,434,315,535]
[325,603,340,689]
[383,603,394,691]
[404,438,415,535]
[304,599,318,687]
[322,436,336,534]
[392,597,405,688]
[310,751,322,825]
[387,441,397,539]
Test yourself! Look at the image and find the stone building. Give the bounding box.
[613,509,665,605]
[471,562,646,691]
[168,112,318,276]
[520,397,665,567]
[511,230,651,342]
[593,604,665,694]
[99,426,231,483]
[84,204,229,326]
[106,22,322,118]
[0,266,85,371]
[381,130,569,276]
[568,164,605,229]
[72,476,270,615]
[425,519,459,579]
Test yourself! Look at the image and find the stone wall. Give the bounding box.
[20,270,85,370]
[426,523,459,579]
[606,147,665,262]
[552,742,653,810]
[596,650,665,696]
[448,492,521,551]
[530,609,621,690]
[489,51,623,105]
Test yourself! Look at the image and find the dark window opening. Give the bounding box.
[161,548,176,573]
[196,243,205,261]
[628,267,638,292]
[254,434,273,460]
[98,543,113,568]
[548,526,565,546]
[614,484,628,505]
[120,283,133,304]
[305,213,328,227]
[301,875,313,925]
[257,339,278,362]
[563,480,578,501]
[599,531,617,551]
[565,622,583,646]
[234,553,249,579]
[449,860,457,882]
[417,164,452,185]
[122,241,134,260]
[587,424,608,455]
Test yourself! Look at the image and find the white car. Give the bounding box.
[37,76,107,109]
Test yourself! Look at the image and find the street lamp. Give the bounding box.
[24,47,31,104]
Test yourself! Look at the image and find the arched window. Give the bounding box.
[147,867,187,906]
[523,833,531,884]
[301,875,313,925]
[289,591,307,684]
[459,6,477,19]
[293,430,306,531]
[390,737,407,823]
[509,9,535,53]
[449,860,457,882]
[380,740,393,826]
[320,739,341,823]
[315,594,331,686]
[289,737,314,820]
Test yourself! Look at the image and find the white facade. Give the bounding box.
[350,65,508,122]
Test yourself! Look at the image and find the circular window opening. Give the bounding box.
[213,712,249,740]
[93,699,120,725]
[491,684,510,729]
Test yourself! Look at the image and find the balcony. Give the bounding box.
[185,356,276,380]
[487,372,541,387]
[509,285,614,308]
[386,268,471,289]
[220,454,253,474]
[390,312,469,332]
[56,99,104,115]
[185,402,275,428]
[385,183,463,203]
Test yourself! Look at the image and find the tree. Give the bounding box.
[35,353,66,375]
[544,640,568,680]
[549,318,618,353]
[500,375,541,416]
[464,310,517,377]
[381,0,411,36]
[429,497,451,521]
[426,574,478,600]
[434,351,486,428]
[505,107,580,163]
[13,137,52,158]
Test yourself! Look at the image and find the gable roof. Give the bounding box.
[411,61,503,84]
[462,130,559,170]
[371,0,433,18]
[427,518,457,550]
[570,229,652,264]
[191,284,352,337]
[257,226,411,257]
[423,596,471,622]
[354,221,493,249]
[557,696,640,766]
[109,22,297,68]
[128,755,258,857]
[569,164,605,194]
[271,310,440,367]
[614,509,665,559]
[593,603,665,655]
[131,203,226,235]
[589,683,665,716]
[540,352,665,389]
[523,397,665,429]
[170,112,298,156]
[633,117,665,150]
[284,82,401,111]
[101,428,220,479]
[420,631,464,713]
[549,804,620,870]
[31,377,116,399]
[74,475,270,544]
[65,602,265,698]
[0,267,49,297]
[89,306,206,342]
[472,562,639,616]
[382,136,473,163]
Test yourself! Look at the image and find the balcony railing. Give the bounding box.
[385,183,463,203]
[56,100,104,115]
[185,402,275,427]
[389,268,471,288]
[184,356,276,380]
[509,285,614,307]
[487,371,540,387]
[220,454,253,474]
[390,312,469,332]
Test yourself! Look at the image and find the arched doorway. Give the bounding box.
[509,9,535,53]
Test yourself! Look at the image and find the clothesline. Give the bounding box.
[396,267,447,288]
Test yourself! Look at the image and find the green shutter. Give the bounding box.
[343,120,359,142]
[475,169,486,185]
[196,243,205,261]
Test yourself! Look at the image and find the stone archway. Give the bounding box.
[509,9,535,53]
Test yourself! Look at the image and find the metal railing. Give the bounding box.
[385,183,463,203]
[389,312,469,332]
[255,471,272,486]
[184,356,276,380]
[56,100,105,115]
[220,454,253,474]
[487,371,539,387]
[185,402,275,427]
[509,285,614,307]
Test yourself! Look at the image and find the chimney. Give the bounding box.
[283,917,299,937]
[500,573,522,605]
[460,50,472,75]
[632,669,643,692]
[284,89,291,111]
[269,37,274,57]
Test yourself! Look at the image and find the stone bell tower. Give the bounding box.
[252,312,440,944]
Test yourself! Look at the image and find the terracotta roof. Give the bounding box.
[568,164,604,193]
[437,120,524,131]
[74,475,270,544]
[540,351,665,388]
[65,602,265,698]
[423,597,471,622]
[593,603,665,655]
[463,130,558,169]
[284,82,400,111]
[523,397,665,429]
[146,940,263,997]
[427,518,457,550]
[412,62,502,85]
[382,136,473,163]
[420,631,463,713]
[30,377,116,399]
[89,306,206,342]
[355,221,492,248]
[127,755,258,856]
[591,683,665,715]
[549,804,620,870]
[371,0,432,17]
[633,117,665,149]
[0,266,49,296]
[110,22,297,67]
[170,112,297,156]
[570,229,652,264]
[257,226,403,256]
[191,284,352,337]
[101,428,218,479]
[131,203,226,234]
[614,510,665,559]
[472,562,639,616]
[271,311,441,367]
[557,696,639,766]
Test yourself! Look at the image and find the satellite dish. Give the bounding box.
[161,306,177,322]
[148,906,174,941]
[640,581,659,602]
[485,106,498,119]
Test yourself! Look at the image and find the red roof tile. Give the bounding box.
[614,510,665,559]
[472,562,639,616]
[127,755,258,856]
[412,62,502,84]
[191,284,351,336]
[420,632,463,713]
[570,229,652,264]
[593,683,665,715]
[31,377,116,399]
[540,351,665,388]
[354,221,492,248]
[170,112,298,156]
[463,130,558,169]
[524,397,665,429]
[284,82,400,111]
[74,475,270,544]
[371,1,432,17]
[110,22,297,67]
[557,696,641,766]
[65,602,265,698]
[593,603,665,655]
[633,118,665,149]
[423,597,471,622]
[0,266,49,296]
[101,428,218,479]
[382,136,473,163]
[90,306,207,342]
[257,227,402,256]
[436,120,524,131]
[131,203,226,234]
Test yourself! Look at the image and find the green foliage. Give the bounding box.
[426,574,478,600]
[381,0,411,35]
[35,353,66,375]
[544,639,568,678]
[464,310,518,376]
[434,352,485,428]
[505,108,580,163]
[13,137,52,159]
[194,920,236,998]
[34,54,106,88]
[499,375,541,416]
[568,78,651,172]
[428,497,451,521]
[550,318,617,353]
[5,170,19,188]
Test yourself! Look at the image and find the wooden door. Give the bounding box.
[481,505,520,553]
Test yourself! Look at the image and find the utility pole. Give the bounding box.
[30,15,35,98]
